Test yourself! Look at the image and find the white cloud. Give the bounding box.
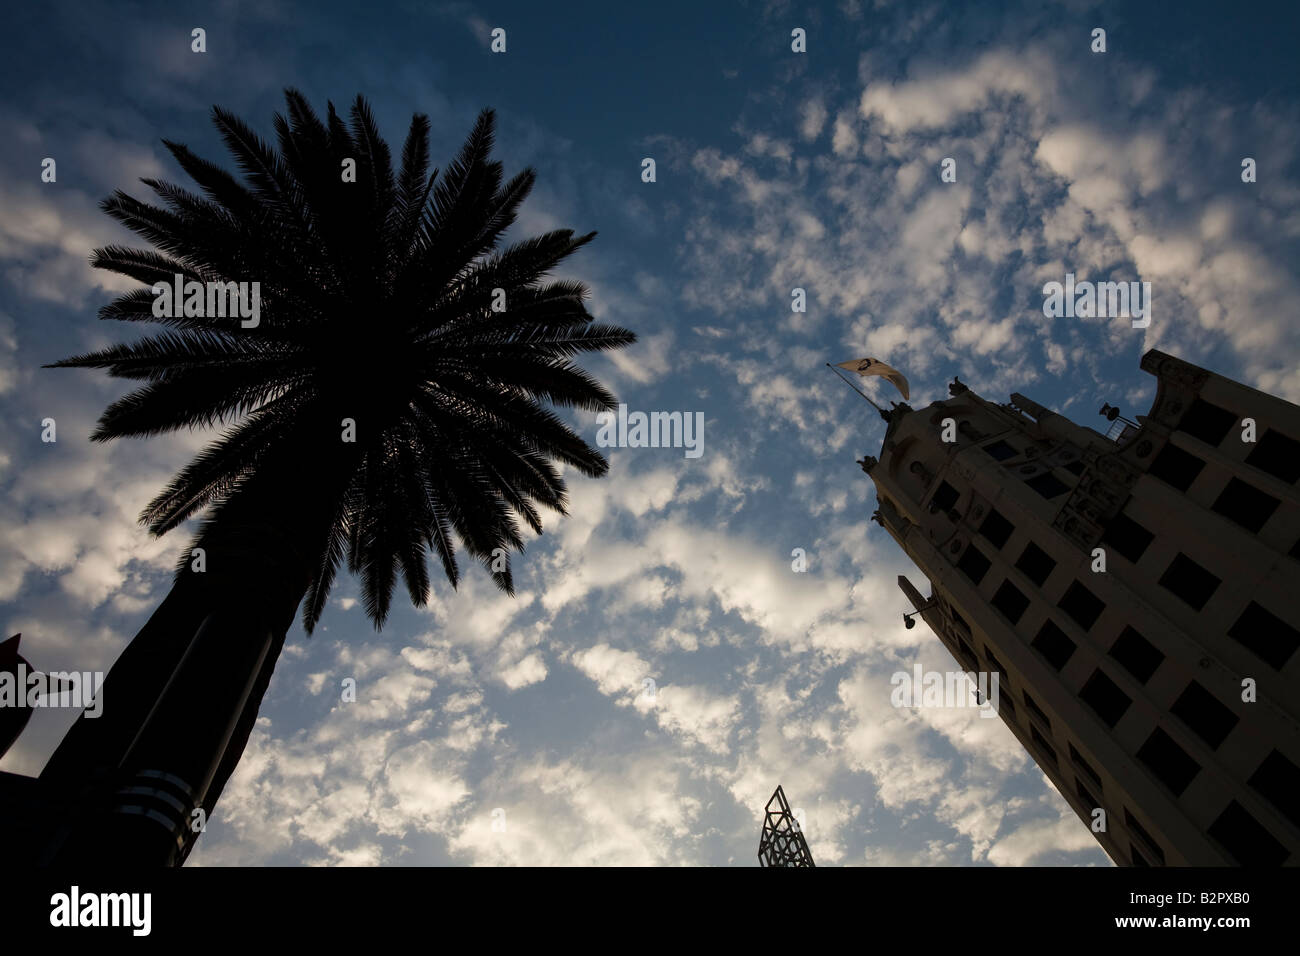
[799,97,828,141]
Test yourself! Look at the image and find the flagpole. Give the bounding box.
[826,364,891,422]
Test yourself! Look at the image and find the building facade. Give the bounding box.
[861,349,1300,865]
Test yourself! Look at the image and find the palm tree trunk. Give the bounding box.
[40,434,353,865]
[39,575,210,786]
[38,540,309,864]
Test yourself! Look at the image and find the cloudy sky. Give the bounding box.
[1,0,1297,865]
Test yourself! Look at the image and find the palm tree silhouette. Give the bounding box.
[40,90,634,864]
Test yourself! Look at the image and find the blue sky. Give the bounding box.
[1,0,1297,865]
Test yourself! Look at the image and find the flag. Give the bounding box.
[834,357,910,400]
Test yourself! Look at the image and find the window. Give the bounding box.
[1158,554,1221,611]
[983,647,1011,694]
[999,692,1016,716]
[952,610,970,634]
[1208,801,1288,866]
[1058,581,1105,631]
[1070,743,1102,790]
[978,508,1015,549]
[1177,397,1237,446]
[1137,728,1201,797]
[1030,725,1058,766]
[1109,627,1164,685]
[931,480,960,512]
[1079,669,1131,728]
[1249,750,1300,828]
[1130,845,1150,867]
[1246,429,1300,484]
[1229,602,1300,669]
[1032,620,1076,671]
[1064,460,1087,476]
[1075,779,1100,811]
[1147,443,1205,492]
[1025,471,1070,499]
[956,545,992,585]
[1170,681,1239,749]
[991,580,1030,625]
[1023,692,1050,730]
[1015,542,1056,587]
[1211,478,1281,533]
[1125,809,1166,864]
[957,637,978,667]
[980,439,1018,461]
[1100,511,1154,563]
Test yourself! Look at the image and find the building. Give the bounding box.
[860,349,1300,866]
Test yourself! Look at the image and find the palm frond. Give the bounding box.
[49,91,636,632]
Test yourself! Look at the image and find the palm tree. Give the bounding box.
[39,90,635,864]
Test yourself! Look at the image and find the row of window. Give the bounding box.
[981,643,1172,865]
[1105,518,1299,670]
[971,406,1300,601]
[1129,745,1298,865]
[1175,397,1300,486]
[971,396,1298,497]
[971,399,1296,553]
[963,501,1299,670]
[1037,639,1293,864]
[975,440,1080,502]
[1077,779,1167,867]
[979,437,1087,476]
[970,543,1295,692]
[938,416,1300,862]
[1146,445,1286,533]
[983,636,1295,866]
[1129,799,1292,866]
[963,532,1289,799]
[947,491,1298,865]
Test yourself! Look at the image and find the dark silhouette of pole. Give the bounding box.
[826,363,892,423]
